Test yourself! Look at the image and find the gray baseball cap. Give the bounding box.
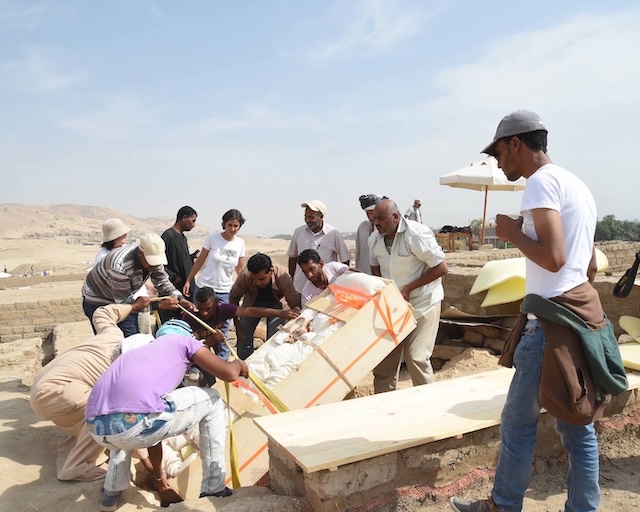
[481,110,547,155]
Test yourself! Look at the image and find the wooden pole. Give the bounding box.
[480,187,488,245]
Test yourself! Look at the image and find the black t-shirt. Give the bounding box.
[161,227,193,288]
[254,281,282,309]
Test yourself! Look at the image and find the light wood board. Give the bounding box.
[620,343,640,371]
[178,280,416,494]
[255,368,640,474]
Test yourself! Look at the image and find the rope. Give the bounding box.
[177,305,289,414]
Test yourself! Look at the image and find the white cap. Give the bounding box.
[301,200,327,215]
[101,218,130,243]
[139,233,167,266]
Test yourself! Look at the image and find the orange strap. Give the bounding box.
[232,379,279,415]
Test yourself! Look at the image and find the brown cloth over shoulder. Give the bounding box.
[500,282,611,425]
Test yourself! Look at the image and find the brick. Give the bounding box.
[462,329,484,347]
[305,453,397,500]
[0,334,24,343]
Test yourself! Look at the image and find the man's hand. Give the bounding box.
[400,286,412,301]
[157,296,179,310]
[495,214,523,243]
[203,330,225,348]
[280,308,301,320]
[131,296,151,312]
[236,359,249,379]
[179,298,196,311]
[182,281,191,297]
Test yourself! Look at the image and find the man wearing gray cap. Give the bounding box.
[355,194,384,274]
[451,111,602,512]
[287,200,351,292]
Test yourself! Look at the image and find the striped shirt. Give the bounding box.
[82,244,181,305]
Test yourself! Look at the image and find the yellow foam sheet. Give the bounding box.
[481,277,526,308]
[620,343,640,371]
[470,258,526,295]
[595,248,608,273]
[619,316,640,343]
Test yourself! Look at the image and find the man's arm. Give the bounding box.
[229,272,249,306]
[236,305,300,320]
[587,247,597,284]
[400,261,448,301]
[495,209,565,272]
[276,271,302,309]
[192,347,248,382]
[288,257,298,279]
[335,231,351,266]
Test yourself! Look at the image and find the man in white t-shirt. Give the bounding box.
[297,249,349,307]
[450,111,600,512]
[287,200,351,293]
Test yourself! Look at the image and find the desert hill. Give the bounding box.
[0,203,213,240]
[0,204,292,276]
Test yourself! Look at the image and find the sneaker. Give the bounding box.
[450,496,491,512]
[99,489,122,512]
[199,486,233,498]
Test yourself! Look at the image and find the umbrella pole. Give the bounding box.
[480,188,488,245]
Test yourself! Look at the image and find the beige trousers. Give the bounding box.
[30,379,105,480]
[373,303,441,393]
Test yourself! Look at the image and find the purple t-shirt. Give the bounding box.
[85,334,204,418]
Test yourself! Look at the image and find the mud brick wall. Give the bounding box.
[443,271,639,339]
[0,298,85,343]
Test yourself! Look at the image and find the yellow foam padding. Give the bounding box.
[595,248,608,273]
[480,276,526,308]
[470,258,526,295]
[620,343,640,371]
[619,316,640,343]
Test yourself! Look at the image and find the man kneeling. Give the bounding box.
[85,321,248,511]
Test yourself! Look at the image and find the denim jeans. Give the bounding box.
[236,315,285,360]
[89,386,226,496]
[215,292,231,361]
[492,319,600,512]
[82,299,139,337]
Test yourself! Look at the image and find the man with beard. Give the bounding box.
[287,200,350,293]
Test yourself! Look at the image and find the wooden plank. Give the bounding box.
[177,280,417,491]
[255,368,514,473]
[620,344,640,371]
[255,369,640,475]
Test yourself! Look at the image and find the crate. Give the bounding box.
[176,277,416,497]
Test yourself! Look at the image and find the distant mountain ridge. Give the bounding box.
[0,203,212,241]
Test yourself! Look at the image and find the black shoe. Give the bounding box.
[199,487,233,498]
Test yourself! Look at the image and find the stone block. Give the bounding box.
[462,329,484,347]
[483,337,505,354]
[0,334,24,343]
[305,453,397,500]
[432,344,467,361]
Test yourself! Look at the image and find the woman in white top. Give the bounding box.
[184,209,246,359]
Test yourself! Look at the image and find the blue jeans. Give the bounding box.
[492,319,600,512]
[236,315,285,360]
[89,387,226,496]
[215,292,231,361]
[82,299,139,337]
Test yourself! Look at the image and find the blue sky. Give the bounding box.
[1,1,639,236]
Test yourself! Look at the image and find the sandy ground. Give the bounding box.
[1,205,639,511]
